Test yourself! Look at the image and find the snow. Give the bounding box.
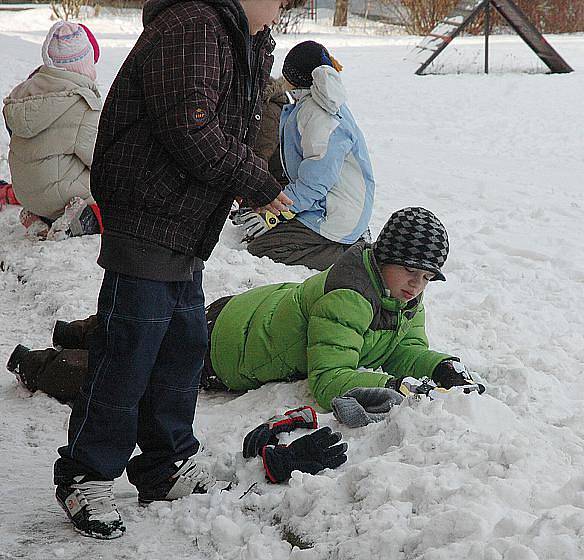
[1,5,584,559]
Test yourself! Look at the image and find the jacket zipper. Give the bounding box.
[243,31,269,142]
[279,106,294,184]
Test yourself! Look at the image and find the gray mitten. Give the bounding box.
[331,387,404,428]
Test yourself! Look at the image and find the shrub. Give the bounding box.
[50,0,85,21]
[384,0,584,35]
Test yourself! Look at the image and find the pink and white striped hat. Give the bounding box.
[42,21,99,81]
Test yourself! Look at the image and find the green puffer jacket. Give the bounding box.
[210,243,453,410]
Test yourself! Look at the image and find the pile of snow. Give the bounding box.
[1,6,583,559]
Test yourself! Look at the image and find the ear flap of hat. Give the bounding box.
[79,24,100,64]
[42,21,65,67]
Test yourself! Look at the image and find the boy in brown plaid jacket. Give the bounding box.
[53,0,297,539]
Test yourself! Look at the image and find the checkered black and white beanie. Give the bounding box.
[372,207,449,281]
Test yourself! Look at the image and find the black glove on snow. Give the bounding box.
[261,427,348,483]
[432,360,485,394]
[242,406,318,458]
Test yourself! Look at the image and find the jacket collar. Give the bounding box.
[143,0,247,28]
[37,65,100,94]
[263,75,289,103]
[289,88,310,100]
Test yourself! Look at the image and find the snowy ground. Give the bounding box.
[1,6,584,560]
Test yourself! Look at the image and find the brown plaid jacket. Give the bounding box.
[91,0,281,259]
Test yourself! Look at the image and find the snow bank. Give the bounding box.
[1,6,583,559]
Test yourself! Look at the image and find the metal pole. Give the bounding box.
[485,1,491,73]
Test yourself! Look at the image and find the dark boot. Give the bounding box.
[53,314,100,350]
[6,344,31,375]
[13,348,88,403]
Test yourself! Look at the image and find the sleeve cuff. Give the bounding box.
[261,446,279,483]
[246,175,282,208]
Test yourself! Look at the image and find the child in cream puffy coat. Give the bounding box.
[2,21,103,240]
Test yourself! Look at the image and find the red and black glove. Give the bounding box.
[262,427,348,483]
[242,406,318,459]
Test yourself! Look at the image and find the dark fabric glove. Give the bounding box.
[385,377,402,391]
[242,406,318,459]
[261,427,348,483]
[432,360,486,394]
[331,387,404,428]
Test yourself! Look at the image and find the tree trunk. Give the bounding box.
[333,0,349,26]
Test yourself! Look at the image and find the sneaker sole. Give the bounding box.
[138,484,209,506]
[138,498,155,507]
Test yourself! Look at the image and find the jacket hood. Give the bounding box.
[143,0,247,30]
[142,0,251,79]
[263,76,288,103]
[3,65,101,138]
[310,65,347,115]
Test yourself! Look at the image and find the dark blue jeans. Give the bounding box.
[54,270,207,490]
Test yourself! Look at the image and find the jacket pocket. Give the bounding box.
[139,159,188,207]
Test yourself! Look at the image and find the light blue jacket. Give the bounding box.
[280,66,375,244]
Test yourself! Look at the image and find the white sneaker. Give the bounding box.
[47,197,99,240]
[138,456,216,504]
[56,476,126,539]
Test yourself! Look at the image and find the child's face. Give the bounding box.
[241,0,285,34]
[381,264,434,302]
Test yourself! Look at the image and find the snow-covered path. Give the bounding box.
[1,7,583,560]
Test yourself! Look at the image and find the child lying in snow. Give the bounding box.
[2,22,103,240]
[7,207,483,414]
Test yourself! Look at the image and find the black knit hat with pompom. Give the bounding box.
[282,40,342,88]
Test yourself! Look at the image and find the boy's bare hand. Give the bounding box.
[256,191,293,216]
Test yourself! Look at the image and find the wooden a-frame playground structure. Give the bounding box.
[411,0,573,75]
